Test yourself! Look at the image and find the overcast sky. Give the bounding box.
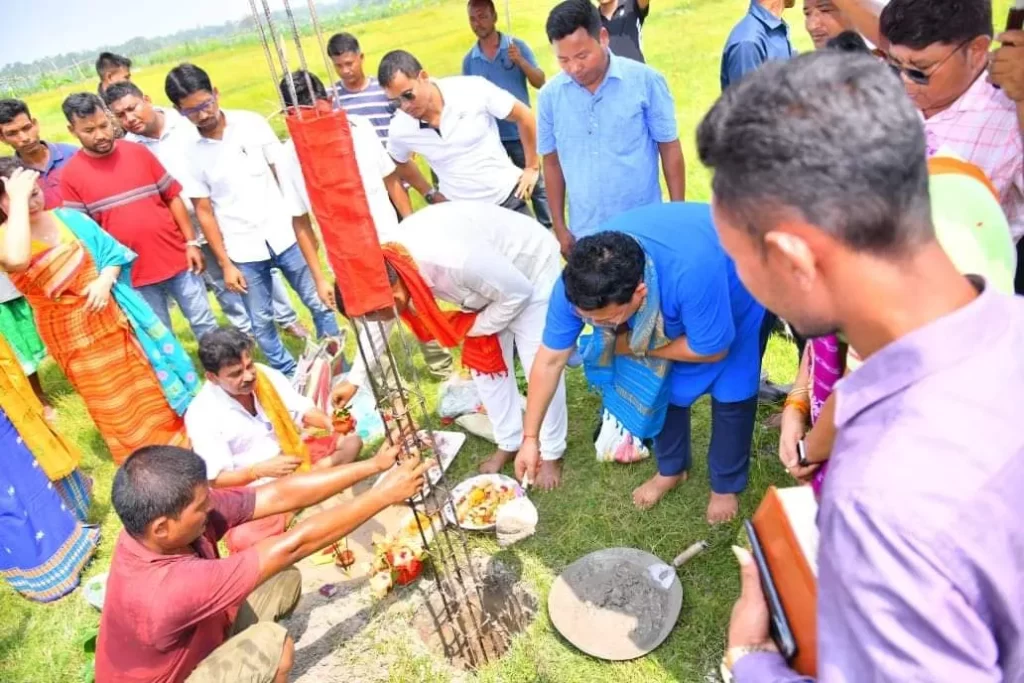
[0,0,250,67]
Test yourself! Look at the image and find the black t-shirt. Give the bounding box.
[600,0,649,63]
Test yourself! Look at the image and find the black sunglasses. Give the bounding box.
[887,39,970,86]
[387,89,417,110]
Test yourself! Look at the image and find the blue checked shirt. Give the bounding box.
[537,52,678,238]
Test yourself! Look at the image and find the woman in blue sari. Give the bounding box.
[0,334,98,602]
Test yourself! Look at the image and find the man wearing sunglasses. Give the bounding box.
[463,0,552,228]
[378,50,542,221]
[875,1,1022,268]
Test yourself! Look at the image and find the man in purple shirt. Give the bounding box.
[698,51,1024,680]
[0,99,78,209]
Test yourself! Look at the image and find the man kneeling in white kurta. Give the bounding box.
[330,201,568,475]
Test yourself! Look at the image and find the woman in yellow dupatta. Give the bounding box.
[0,334,99,601]
[0,161,195,464]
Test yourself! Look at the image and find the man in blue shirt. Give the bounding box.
[538,0,685,256]
[463,0,552,228]
[515,202,769,523]
[0,99,78,209]
[720,0,796,90]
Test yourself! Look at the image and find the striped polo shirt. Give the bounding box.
[59,140,188,288]
[334,76,394,143]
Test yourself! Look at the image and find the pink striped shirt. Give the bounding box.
[924,76,1024,241]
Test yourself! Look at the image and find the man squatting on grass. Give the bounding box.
[94,444,430,682]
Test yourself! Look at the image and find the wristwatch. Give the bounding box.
[721,644,777,681]
[424,189,440,204]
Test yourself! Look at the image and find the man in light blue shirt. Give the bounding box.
[463,0,552,227]
[537,0,685,255]
[720,0,796,90]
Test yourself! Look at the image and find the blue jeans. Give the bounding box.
[202,245,297,333]
[237,243,340,376]
[137,270,218,342]
[503,139,552,228]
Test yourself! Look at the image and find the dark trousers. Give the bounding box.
[500,190,535,218]
[652,398,759,493]
[650,309,772,494]
[502,139,552,228]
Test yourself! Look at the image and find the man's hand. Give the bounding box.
[377,456,434,505]
[508,43,525,67]
[514,438,541,484]
[83,275,114,312]
[331,380,357,409]
[514,167,540,201]
[727,545,778,651]
[372,441,401,473]
[553,226,575,259]
[257,455,303,479]
[223,263,247,294]
[317,278,337,311]
[186,245,205,275]
[991,31,1024,102]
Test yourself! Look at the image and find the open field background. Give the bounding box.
[3,0,1010,680]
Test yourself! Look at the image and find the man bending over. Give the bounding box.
[516,203,768,521]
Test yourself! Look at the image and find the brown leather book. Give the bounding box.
[751,486,819,677]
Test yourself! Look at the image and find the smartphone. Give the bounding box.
[744,520,798,660]
[796,439,809,468]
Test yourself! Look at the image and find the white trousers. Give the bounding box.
[471,279,568,461]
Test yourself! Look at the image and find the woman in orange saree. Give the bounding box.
[0,161,196,464]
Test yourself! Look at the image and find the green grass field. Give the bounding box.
[4,0,1010,680]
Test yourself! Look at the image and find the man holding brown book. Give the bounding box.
[699,51,1024,680]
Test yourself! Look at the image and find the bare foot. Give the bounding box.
[478,449,517,474]
[535,459,563,490]
[706,492,739,524]
[632,472,687,510]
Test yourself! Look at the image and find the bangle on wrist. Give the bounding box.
[783,397,810,417]
[523,434,539,441]
[185,239,202,248]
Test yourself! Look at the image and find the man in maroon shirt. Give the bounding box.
[96,443,429,682]
[59,92,217,341]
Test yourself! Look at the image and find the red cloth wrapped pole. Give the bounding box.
[285,106,393,317]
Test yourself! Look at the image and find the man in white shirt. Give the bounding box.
[185,327,362,551]
[276,70,455,382]
[331,201,568,475]
[377,50,542,218]
[165,63,340,377]
[105,81,310,341]
[276,71,411,248]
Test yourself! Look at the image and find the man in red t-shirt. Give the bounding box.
[96,443,429,683]
[59,92,217,341]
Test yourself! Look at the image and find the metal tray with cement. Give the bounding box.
[548,548,683,661]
